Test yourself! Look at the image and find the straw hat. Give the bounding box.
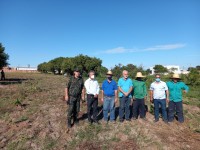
[135,72,146,78]
[106,70,113,75]
[171,73,181,79]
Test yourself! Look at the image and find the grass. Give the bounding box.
[0,72,200,149]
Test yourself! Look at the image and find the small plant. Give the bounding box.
[14,98,22,106]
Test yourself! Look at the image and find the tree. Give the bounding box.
[0,43,9,69]
[153,65,168,74]
[196,66,200,71]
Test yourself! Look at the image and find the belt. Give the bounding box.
[104,95,114,98]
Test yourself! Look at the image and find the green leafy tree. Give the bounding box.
[0,43,9,69]
[153,65,168,74]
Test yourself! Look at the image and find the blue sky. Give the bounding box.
[0,0,199,69]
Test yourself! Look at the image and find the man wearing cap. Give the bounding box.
[167,74,189,123]
[132,72,147,120]
[150,74,169,123]
[101,70,118,123]
[118,70,133,122]
[65,68,85,128]
[84,70,100,124]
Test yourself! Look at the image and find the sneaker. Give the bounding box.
[154,119,159,123]
[132,117,137,120]
[94,120,100,124]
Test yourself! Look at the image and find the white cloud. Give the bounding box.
[143,43,186,51]
[100,43,186,54]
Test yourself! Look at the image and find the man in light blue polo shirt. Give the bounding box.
[118,70,133,122]
[101,70,118,123]
[150,74,169,123]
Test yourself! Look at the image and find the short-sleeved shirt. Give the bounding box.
[102,79,118,96]
[150,81,168,99]
[132,80,147,99]
[66,76,84,97]
[118,78,133,98]
[167,81,189,102]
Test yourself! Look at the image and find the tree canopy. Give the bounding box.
[0,43,9,69]
[153,65,168,74]
[38,54,103,76]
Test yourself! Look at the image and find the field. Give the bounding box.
[0,72,200,150]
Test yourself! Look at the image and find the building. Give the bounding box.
[2,66,38,73]
[150,65,189,75]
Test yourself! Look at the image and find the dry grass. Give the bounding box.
[0,72,200,150]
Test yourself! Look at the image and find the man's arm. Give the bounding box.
[166,90,169,103]
[81,88,85,101]
[114,90,118,103]
[118,86,126,96]
[101,90,104,102]
[65,88,69,102]
[150,90,153,103]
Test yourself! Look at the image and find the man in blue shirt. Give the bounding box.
[101,70,118,123]
[118,70,133,122]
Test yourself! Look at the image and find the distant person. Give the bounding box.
[132,72,147,120]
[118,70,133,122]
[1,70,5,80]
[150,74,169,123]
[84,70,100,124]
[65,68,85,128]
[101,70,118,123]
[167,74,189,123]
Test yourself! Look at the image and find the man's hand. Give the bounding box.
[183,90,187,94]
[94,94,98,98]
[150,99,153,103]
[65,95,69,101]
[166,98,170,103]
[124,92,128,97]
[82,95,85,101]
[114,98,117,103]
[101,98,104,102]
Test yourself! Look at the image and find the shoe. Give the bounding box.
[94,121,100,124]
[132,117,137,120]
[110,120,116,124]
[126,119,131,122]
[119,119,124,123]
[74,118,79,125]
[67,119,72,128]
[154,119,159,123]
[141,117,147,121]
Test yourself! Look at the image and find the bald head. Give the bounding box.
[122,70,128,79]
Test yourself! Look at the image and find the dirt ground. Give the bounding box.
[0,73,200,150]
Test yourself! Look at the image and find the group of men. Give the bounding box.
[65,68,189,128]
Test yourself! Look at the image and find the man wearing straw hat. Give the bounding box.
[118,70,133,122]
[101,70,118,123]
[132,72,147,120]
[167,74,189,123]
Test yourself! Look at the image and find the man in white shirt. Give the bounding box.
[150,74,169,123]
[84,70,100,124]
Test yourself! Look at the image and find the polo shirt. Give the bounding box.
[118,78,133,98]
[102,79,118,96]
[166,81,189,102]
[150,81,168,99]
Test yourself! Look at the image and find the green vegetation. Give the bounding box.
[0,43,9,69]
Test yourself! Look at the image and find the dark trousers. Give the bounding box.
[119,97,131,120]
[87,94,98,121]
[67,96,80,120]
[154,99,167,121]
[133,98,145,118]
[168,101,184,123]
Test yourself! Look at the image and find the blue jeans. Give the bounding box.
[103,96,115,121]
[168,101,184,123]
[153,99,167,121]
[119,97,131,120]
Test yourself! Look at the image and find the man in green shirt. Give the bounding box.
[132,72,147,120]
[167,74,189,123]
